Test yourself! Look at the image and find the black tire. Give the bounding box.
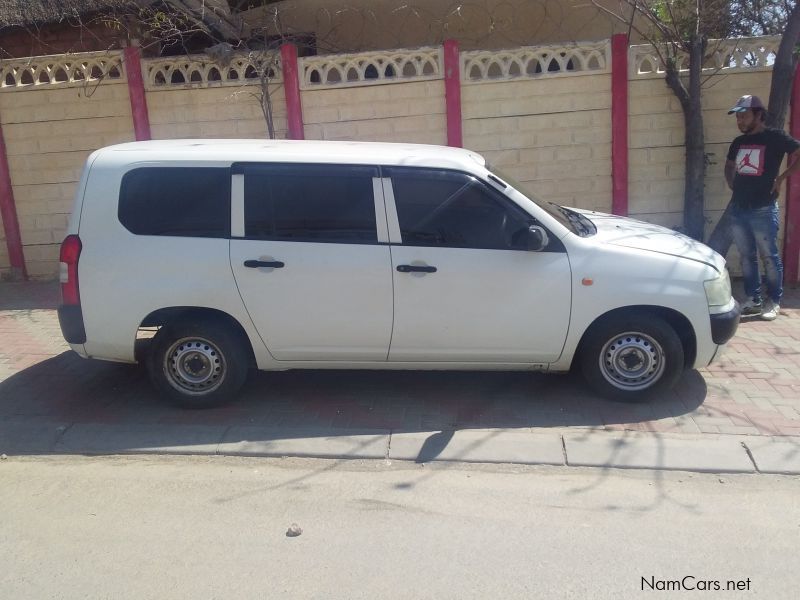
[147,317,250,409]
[580,313,684,402]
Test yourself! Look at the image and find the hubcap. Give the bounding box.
[164,337,226,395]
[599,331,665,391]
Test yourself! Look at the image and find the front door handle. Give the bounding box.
[244,260,285,269]
[397,264,437,273]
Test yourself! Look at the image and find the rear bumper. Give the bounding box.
[710,301,741,345]
[58,304,86,344]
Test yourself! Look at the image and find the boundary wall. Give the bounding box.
[0,36,790,280]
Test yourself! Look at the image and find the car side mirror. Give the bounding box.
[526,225,549,252]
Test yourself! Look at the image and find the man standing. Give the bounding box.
[726,95,800,320]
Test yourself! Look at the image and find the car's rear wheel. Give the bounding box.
[580,314,684,402]
[147,318,249,409]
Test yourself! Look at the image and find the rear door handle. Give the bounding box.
[397,264,437,273]
[244,260,285,269]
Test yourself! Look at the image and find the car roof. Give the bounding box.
[96,139,488,171]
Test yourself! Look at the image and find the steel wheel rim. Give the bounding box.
[598,331,666,391]
[163,337,226,395]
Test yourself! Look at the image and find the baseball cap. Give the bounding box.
[728,95,765,114]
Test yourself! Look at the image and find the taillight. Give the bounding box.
[60,234,82,306]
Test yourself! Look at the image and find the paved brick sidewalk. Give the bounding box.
[1,281,800,437]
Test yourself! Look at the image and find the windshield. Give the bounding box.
[487,166,596,237]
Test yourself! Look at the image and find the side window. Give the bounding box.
[390,168,532,250]
[119,167,230,238]
[243,164,378,243]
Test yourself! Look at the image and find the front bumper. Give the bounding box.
[710,301,741,345]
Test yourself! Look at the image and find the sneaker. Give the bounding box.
[740,297,763,316]
[762,301,780,321]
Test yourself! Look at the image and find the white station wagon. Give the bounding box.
[58,140,740,408]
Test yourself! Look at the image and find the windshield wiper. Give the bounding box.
[552,205,597,237]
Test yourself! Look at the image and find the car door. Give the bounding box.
[230,163,394,361]
[384,167,572,363]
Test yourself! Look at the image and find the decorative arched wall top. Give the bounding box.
[461,42,610,83]
[0,52,125,90]
[0,35,783,91]
[143,53,283,89]
[630,36,781,78]
[298,47,442,89]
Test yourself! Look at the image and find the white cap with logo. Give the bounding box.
[728,95,766,114]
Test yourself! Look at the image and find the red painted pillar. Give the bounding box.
[281,43,305,140]
[124,45,151,141]
[0,121,26,280]
[611,34,629,216]
[785,63,800,285]
[443,40,463,148]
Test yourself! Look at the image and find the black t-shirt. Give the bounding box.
[727,128,800,209]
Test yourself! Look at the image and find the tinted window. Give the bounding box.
[390,168,532,250]
[243,165,377,243]
[119,167,230,237]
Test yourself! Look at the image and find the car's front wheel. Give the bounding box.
[147,318,249,409]
[580,313,684,402]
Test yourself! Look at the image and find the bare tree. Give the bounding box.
[78,2,300,139]
[592,0,734,241]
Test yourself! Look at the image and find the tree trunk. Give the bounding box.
[258,56,276,139]
[766,2,800,130]
[260,83,276,139]
[666,37,707,241]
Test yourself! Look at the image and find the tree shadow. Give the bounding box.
[0,350,707,455]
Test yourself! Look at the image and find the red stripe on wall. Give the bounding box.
[281,44,305,140]
[0,121,26,280]
[611,34,629,216]
[124,45,151,141]
[443,39,463,148]
[785,63,800,285]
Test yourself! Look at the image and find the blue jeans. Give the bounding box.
[730,202,783,304]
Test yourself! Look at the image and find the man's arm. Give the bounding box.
[725,159,736,191]
[771,148,800,193]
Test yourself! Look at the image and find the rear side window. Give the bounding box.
[119,167,230,237]
[242,164,378,243]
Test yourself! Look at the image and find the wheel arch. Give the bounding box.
[574,305,697,370]
[137,306,257,367]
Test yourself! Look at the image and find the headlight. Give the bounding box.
[704,269,734,313]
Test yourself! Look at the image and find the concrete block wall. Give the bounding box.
[0,81,135,278]
[463,74,612,211]
[0,39,785,280]
[148,86,288,140]
[302,81,446,144]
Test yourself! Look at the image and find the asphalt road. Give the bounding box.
[1,455,798,599]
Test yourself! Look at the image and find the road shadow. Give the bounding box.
[0,350,707,449]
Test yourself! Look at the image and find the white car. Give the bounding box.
[58,140,740,408]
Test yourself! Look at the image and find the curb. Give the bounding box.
[2,419,799,474]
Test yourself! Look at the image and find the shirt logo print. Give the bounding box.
[736,145,765,176]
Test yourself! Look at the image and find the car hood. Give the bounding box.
[572,209,725,273]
